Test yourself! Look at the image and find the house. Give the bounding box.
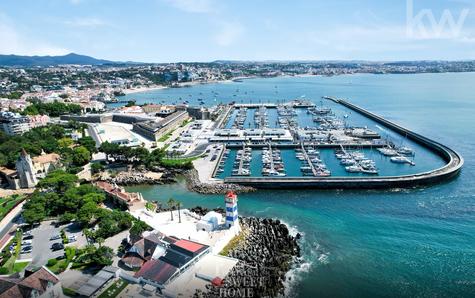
[3,150,61,189]
[32,152,61,179]
[121,234,162,269]
[196,211,223,232]
[0,167,20,189]
[134,239,210,289]
[94,181,145,211]
[0,266,63,298]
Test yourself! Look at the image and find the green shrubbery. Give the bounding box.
[47,258,58,267]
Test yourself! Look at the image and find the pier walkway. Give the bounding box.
[224,97,464,189]
[300,143,318,176]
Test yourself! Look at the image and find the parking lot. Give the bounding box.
[17,220,88,266]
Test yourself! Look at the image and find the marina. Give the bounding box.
[211,95,459,187]
[221,97,462,188]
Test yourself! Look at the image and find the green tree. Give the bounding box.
[125,100,136,107]
[58,137,74,150]
[176,200,182,223]
[72,146,91,166]
[22,200,46,224]
[91,162,104,174]
[77,201,99,226]
[129,220,150,239]
[167,198,175,221]
[37,170,78,194]
[78,136,97,153]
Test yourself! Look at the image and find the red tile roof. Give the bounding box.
[173,239,204,253]
[94,181,142,204]
[0,267,59,298]
[134,259,178,285]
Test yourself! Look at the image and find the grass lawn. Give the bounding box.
[160,156,198,167]
[97,279,129,298]
[0,259,29,274]
[0,231,23,274]
[62,287,78,297]
[47,259,69,274]
[220,229,247,256]
[46,247,75,274]
[12,261,30,272]
[0,195,24,221]
[158,130,174,142]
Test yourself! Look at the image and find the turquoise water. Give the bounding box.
[125,73,475,297]
[217,148,445,178]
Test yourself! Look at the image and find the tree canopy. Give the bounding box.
[23,100,81,117]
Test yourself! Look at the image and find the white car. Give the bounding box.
[68,235,77,242]
[21,240,32,245]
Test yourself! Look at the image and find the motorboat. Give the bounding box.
[345,165,362,173]
[390,156,415,166]
[377,147,398,156]
[397,146,414,156]
[340,159,356,166]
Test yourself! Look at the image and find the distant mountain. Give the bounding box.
[0,53,126,67]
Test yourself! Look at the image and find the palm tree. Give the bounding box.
[176,201,182,223]
[167,198,175,221]
[83,228,94,245]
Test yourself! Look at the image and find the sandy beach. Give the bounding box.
[122,85,168,95]
[122,79,238,95]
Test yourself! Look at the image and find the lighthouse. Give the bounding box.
[225,191,239,229]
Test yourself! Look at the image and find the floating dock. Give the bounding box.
[223,98,463,189]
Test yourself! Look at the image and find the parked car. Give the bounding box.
[23,235,33,240]
[50,234,61,241]
[23,231,32,237]
[21,246,32,253]
[21,240,32,245]
[51,243,64,251]
[67,235,77,242]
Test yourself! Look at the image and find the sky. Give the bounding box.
[0,0,475,62]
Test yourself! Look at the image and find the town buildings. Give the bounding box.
[0,111,50,136]
[94,181,146,211]
[0,150,61,189]
[132,110,189,141]
[0,266,62,298]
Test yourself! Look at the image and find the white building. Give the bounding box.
[15,149,38,188]
[196,211,223,232]
[0,111,30,135]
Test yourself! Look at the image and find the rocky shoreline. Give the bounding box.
[105,168,255,194]
[106,168,184,186]
[184,169,256,194]
[192,207,301,298]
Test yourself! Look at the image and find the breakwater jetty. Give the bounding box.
[197,216,301,297]
[224,98,463,189]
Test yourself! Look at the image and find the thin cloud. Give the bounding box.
[0,14,69,56]
[214,21,245,47]
[163,0,217,13]
[64,17,107,28]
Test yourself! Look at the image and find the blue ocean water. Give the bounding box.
[124,73,475,297]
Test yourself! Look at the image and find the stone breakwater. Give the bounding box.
[185,169,256,194]
[107,168,182,185]
[195,215,301,298]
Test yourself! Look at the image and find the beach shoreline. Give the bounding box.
[121,79,237,96]
[122,85,167,95]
